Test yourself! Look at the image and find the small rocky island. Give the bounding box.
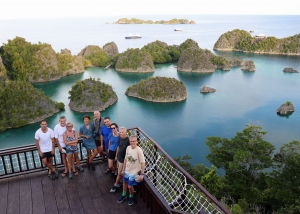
[213,29,300,55]
[113,18,196,24]
[115,48,154,72]
[200,86,216,93]
[241,61,256,72]
[283,67,298,73]
[276,101,295,115]
[68,78,117,112]
[125,77,187,102]
[0,80,64,132]
[78,45,110,67]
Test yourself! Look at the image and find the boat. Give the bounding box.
[125,33,142,39]
[250,30,254,33]
[255,33,266,38]
[174,28,183,31]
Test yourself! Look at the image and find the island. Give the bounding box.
[200,85,216,93]
[0,37,85,83]
[115,48,154,72]
[283,67,298,73]
[113,18,196,24]
[213,29,300,55]
[78,45,110,67]
[68,78,118,112]
[125,76,187,102]
[0,80,64,132]
[241,61,256,72]
[277,101,295,115]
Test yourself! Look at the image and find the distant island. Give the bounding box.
[125,77,187,102]
[214,29,300,55]
[113,18,196,24]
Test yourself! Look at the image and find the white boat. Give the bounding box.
[250,30,254,33]
[255,33,266,38]
[125,33,142,39]
[174,28,183,31]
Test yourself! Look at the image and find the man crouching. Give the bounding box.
[117,135,145,206]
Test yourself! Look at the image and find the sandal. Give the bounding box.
[61,172,68,178]
[73,171,78,176]
[105,168,111,174]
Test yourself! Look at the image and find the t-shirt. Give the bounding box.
[53,124,67,147]
[125,146,145,175]
[108,133,120,152]
[100,125,112,149]
[93,117,104,140]
[117,137,130,163]
[35,128,54,153]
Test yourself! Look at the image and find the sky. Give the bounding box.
[1,0,299,19]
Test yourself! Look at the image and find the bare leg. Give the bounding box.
[42,158,55,173]
[67,154,73,173]
[89,148,98,163]
[74,152,81,167]
[61,153,68,173]
[108,159,115,172]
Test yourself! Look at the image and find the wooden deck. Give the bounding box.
[0,161,150,214]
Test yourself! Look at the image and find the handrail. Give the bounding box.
[0,127,230,214]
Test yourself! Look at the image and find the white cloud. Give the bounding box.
[1,0,299,19]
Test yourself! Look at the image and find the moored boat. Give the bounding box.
[174,28,183,31]
[125,33,142,39]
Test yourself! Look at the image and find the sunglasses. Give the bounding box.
[111,127,116,129]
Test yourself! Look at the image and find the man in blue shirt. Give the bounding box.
[100,117,112,166]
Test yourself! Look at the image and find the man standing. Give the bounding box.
[100,117,112,165]
[110,127,130,193]
[93,111,105,160]
[117,135,145,206]
[54,116,68,177]
[35,119,58,179]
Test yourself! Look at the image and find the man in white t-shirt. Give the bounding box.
[54,115,70,177]
[117,135,145,206]
[35,119,58,179]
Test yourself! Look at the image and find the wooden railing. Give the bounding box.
[0,127,230,214]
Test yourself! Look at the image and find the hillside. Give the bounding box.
[0,37,85,83]
[214,29,300,55]
[115,48,154,72]
[78,45,110,67]
[68,78,118,112]
[125,76,187,102]
[0,80,64,132]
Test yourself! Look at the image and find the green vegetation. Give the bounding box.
[68,77,117,112]
[0,37,84,82]
[215,29,300,54]
[0,80,62,132]
[115,48,154,72]
[114,18,195,24]
[125,76,187,102]
[83,47,110,67]
[209,56,229,67]
[141,40,180,63]
[285,101,292,105]
[178,39,199,52]
[175,125,300,213]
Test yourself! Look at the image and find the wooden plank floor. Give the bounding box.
[0,162,150,214]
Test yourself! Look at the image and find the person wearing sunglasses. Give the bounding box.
[107,123,120,179]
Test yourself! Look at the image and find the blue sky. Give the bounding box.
[1,0,299,19]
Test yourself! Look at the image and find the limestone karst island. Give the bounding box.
[113,18,196,24]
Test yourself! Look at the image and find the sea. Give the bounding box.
[0,15,300,166]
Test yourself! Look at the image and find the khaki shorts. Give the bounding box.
[117,161,124,175]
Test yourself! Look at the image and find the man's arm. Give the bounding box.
[139,162,145,181]
[115,146,119,162]
[122,158,127,176]
[35,139,43,157]
[51,137,55,154]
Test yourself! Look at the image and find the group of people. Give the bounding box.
[34,111,146,206]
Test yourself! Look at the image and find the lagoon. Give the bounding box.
[0,15,299,166]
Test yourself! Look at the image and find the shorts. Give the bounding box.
[123,171,137,187]
[59,147,66,154]
[41,151,53,159]
[117,161,123,175]
[108,150,116,159]
[95,139,101,147]
[66,145,78,155]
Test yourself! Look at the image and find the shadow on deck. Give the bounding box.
[0,162,149,214]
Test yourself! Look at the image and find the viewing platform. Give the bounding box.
[0,128,230,214]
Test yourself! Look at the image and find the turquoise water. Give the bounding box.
[0,15,300,166]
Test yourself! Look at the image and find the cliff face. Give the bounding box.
[115,48,154,72]
[125,76,187,102]
[68,78,118,112]
[277,103,295,115]
[177,48,215,72]
[78,45,110,67]
[214,29,300,55]
[103,42,119,56]
[241,61,256,72]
